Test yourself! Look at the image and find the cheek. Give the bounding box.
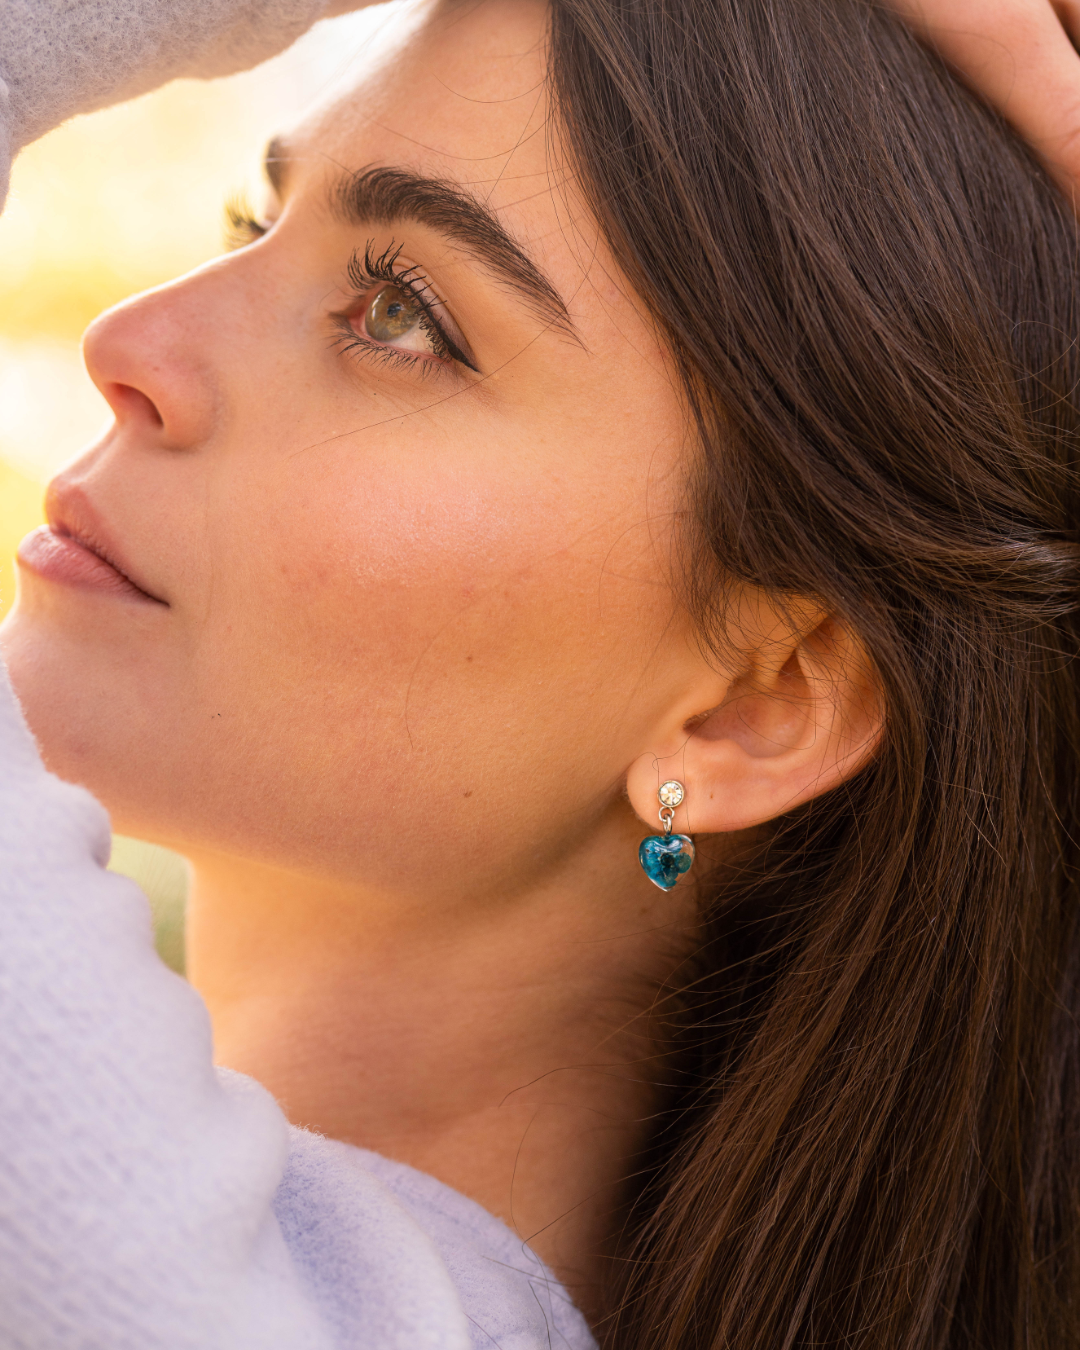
[225,450,666,710]
[192,441,681,839]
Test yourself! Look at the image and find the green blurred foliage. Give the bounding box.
[109,837,189,974]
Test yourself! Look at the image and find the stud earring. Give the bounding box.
[638,780,696,891]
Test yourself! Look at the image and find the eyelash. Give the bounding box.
[224,198,267,251]
[334,241,477,375]
[222,202,475,376]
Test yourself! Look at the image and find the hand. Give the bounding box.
[889,1,1080,196]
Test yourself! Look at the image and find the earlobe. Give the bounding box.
[627,615,883,836]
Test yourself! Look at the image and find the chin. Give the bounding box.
[1,599,177,829]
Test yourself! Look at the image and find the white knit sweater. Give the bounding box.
[0,5,595,1347]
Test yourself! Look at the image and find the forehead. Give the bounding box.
[281,0,604,300]
[294,1,557,215]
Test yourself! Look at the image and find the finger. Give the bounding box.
[894,1,1080,200]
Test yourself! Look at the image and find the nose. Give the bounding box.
[81,265,228,451]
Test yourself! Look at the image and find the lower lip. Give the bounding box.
[17,526,161,604]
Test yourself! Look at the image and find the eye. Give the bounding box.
[224,196,270,251]
[360,283,434,353]
[336,243,481,373]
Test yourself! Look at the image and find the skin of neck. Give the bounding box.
[184,793,700,1314]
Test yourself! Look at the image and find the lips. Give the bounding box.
[17,488,166,605]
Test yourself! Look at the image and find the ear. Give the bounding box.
[626,608,883,835]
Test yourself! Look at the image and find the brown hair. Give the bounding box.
[546,0,1080,1345]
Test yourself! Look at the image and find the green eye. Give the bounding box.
[365,283,423,343]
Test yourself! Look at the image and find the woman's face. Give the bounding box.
[1,0,706,896]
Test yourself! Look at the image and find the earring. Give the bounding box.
[638,780,696,891]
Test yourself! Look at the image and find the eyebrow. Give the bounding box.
[264,136,290,199]
[264,139,576,341]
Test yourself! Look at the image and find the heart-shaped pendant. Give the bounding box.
[638,833,695,891]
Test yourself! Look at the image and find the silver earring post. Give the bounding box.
[657,779,685,836]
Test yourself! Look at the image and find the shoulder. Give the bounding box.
[277,1128,598,1350]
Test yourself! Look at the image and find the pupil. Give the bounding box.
[365,284,420,343]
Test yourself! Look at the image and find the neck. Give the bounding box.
[184,815,693,1315]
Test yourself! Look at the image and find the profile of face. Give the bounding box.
[0,0,877,905]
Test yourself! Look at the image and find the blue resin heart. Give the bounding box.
[638,833,695,891]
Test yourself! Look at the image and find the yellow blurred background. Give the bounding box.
[0,10,380,972]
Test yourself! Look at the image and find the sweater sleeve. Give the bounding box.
[0,0,359,209]
[0,670,342,1349]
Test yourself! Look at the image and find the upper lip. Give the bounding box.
[46,483,167,605]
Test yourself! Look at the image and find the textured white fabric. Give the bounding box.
[0,4,597,1347]
[0,0,328,154]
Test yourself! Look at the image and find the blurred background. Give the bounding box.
[0,8,381,973]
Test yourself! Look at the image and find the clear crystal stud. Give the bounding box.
[658,780,685,809]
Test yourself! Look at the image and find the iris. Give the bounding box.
[365,283,422,343]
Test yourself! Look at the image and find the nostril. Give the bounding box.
[105,382,164,429]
